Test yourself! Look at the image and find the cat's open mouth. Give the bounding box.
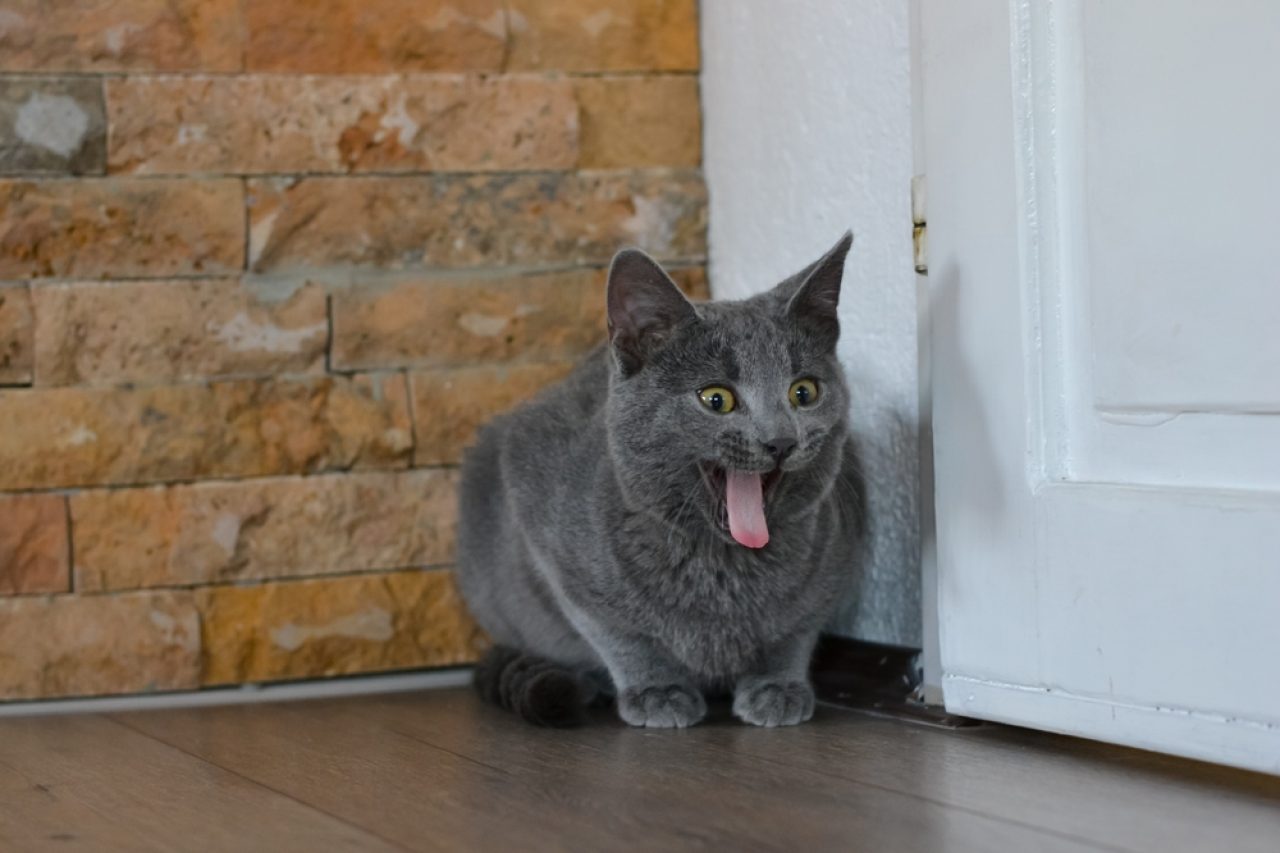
[700,464,784,548]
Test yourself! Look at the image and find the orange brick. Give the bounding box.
[107,75,578,175]
[411,362,577,465]
[72,470,458,592]
[0,285,33,384]
[0,494,69,595]
[244,0,506,73]
[331,266,707,372]
[507,0,699,72]
[197,570,487,685]
[0,178,244,280]
[332,269,602,372]
[0,0,242,73]
[0,590,200,699]
[670,266,711,300]
[0,374,412,491]
[576,75,702,168]
[32,279,327,386]
[247,170,707,273]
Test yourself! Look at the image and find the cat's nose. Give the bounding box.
[764,437,797,461]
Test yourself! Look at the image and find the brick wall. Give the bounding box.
[0,0,706,700]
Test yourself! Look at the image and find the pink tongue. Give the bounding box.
[725,471,769,549]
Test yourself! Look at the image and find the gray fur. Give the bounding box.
[456,233,864,728]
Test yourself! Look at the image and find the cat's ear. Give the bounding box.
[607,248,697,376]
[786,231,853,352]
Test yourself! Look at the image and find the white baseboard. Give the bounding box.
[944,674,1280,776]
[0,668,474,718]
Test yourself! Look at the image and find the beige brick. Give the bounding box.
[0,178,244,280]
[32,279,327,386]
[0,494,69,595]
[332,266,707,372]
[669,266,711,301]
[248,170,707,273]
[576,76,701,168]
[411,362,576,465]
[332,269,601,372]
[197,570,487,685]
[508,0,699,72]
[0,374,412,491]
[245,0,506,73]
[0,0,241,73]
[0,590,199,699]
[73,470,458,592]
[107,75,578,175]
[0,286,33,384]
[0,77,106,174]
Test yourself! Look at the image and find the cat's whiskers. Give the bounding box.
[666,472,706,548]
[829,468,867,534]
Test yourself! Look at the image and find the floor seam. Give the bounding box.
[722,742,1137,853]
[105,714,413,853]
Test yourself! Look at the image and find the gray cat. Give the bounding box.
[456,233,864,728]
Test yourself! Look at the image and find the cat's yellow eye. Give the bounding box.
[698,386,737,414]
[789,378,820,408]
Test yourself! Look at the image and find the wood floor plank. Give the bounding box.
[4,687,1271,853]
[0,713,398,853]
[287,689,1108,853]
[121,691,1103,853]
[699,705,1280,853]
[116,700,660,852]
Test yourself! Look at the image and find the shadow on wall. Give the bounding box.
[919,263,1004,618]
[831,399,922,646]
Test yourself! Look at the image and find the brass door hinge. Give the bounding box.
[912,175,927,275]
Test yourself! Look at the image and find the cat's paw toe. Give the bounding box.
[618,684,707,728]
[733,680,815,727]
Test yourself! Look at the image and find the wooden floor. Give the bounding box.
[1,688,1277,852]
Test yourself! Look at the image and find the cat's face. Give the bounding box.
[605,234,853,548]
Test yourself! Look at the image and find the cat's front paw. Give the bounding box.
[732,679,815,727]
[618,684,707,728]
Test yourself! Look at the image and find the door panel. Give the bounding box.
[924,0,1280,773]
[1086,2,1280,411]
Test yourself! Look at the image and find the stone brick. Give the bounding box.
[669,266,711,301]
[0,285,32,384]
[248,170,707,273]
[197,570,487,685]
[0,494,69,595]
[32,279,327,386]
[0,77,105,175]
[0,374,412,491]
[0,590,199,699]
[244,0,506,73]
[107,75,578,175]
[0,178,243,280]
[332,269,597,372]
[331,265,708,372]
[411,362,576,465]
[72,470,458,592]
[0,0,242,73]
[576,76,701,168]
[507,0,699,72]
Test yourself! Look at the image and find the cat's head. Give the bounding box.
[604,233,853,549]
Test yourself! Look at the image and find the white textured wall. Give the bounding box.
[700,0,920,645]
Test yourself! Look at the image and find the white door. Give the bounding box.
[922,0,1280,774]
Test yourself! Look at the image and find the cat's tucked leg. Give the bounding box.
[473,645,591,727]
[732,630,820,727]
